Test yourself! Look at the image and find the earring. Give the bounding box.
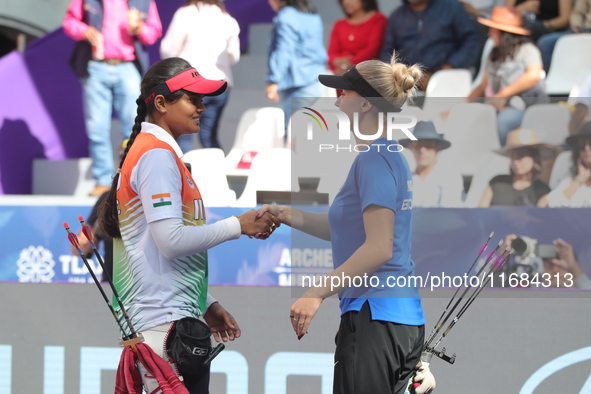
[161,109,165,113]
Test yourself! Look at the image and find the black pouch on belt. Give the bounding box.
[166,317,212,377]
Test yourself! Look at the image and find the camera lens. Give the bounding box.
[511,238,527,256]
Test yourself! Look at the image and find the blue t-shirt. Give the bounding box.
[328,138,425,325]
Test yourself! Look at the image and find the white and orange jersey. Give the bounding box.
[113,122,208,332]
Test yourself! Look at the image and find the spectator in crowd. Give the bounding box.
[266,0,327,135]
[505,0,572,42]
[479,128,555,206]
[536,0,590,71]
[544,122,591,207]
[545,238,591,289]
[399,121,464,207]
[379,0,480,90]
[63,0,162,196]
[469,6,546,146]
[327,0,387,77]
[503,234,591,288]
[460,0,506,73]
[160,0,240,152]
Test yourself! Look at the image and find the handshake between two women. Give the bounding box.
[235,209,282,239]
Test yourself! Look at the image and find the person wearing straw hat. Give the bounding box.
[468,6,547,146]
[479,128,555,206]
[545,122,591,207]
[399,121,464,207]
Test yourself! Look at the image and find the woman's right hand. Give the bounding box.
[253,204,290,239]
[236,210,280,237]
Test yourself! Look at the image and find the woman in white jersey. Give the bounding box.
[98,57,278,393]
[257,56,436,393]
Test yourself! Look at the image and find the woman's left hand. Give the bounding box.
[203,302,242,342]
[290,295,323,340]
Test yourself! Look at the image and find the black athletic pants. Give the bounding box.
[183,366,210,393]
[333,301,424,394]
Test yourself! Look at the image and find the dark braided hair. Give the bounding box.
[98,57,194,239]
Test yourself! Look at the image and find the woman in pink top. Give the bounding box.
[327,0,387,76]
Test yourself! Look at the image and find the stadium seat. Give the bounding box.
[438,103,500,177]
[423,69,472,131]
[520,104,570,145]
[32,158,94,197]
[567,71,591,105]
[225,107,285,177]
[544,33,591,95]
[549,150,572,190]
[472,37,494,91]
[182,148,236,207]
[234,148,297,207]
[425,69,473,98]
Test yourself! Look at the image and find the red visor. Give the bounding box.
[144,68,227,104]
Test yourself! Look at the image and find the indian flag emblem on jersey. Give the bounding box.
[152,193,172,208]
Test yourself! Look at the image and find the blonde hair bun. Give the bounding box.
[356,55,423,108]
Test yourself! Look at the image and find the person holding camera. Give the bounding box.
[479,128,556,207]
[545,122,591,207]
[545,238,591,289]
[503,235,591,288]
[98,57,280,393]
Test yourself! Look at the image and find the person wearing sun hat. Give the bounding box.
[479,127,556,206]
[468,6,547,146]
[545,122,591,207]
[399,121,464,207]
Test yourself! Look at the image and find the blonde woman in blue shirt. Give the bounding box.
[258,56,437,394]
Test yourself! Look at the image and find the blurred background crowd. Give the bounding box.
[1,0,590,209]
